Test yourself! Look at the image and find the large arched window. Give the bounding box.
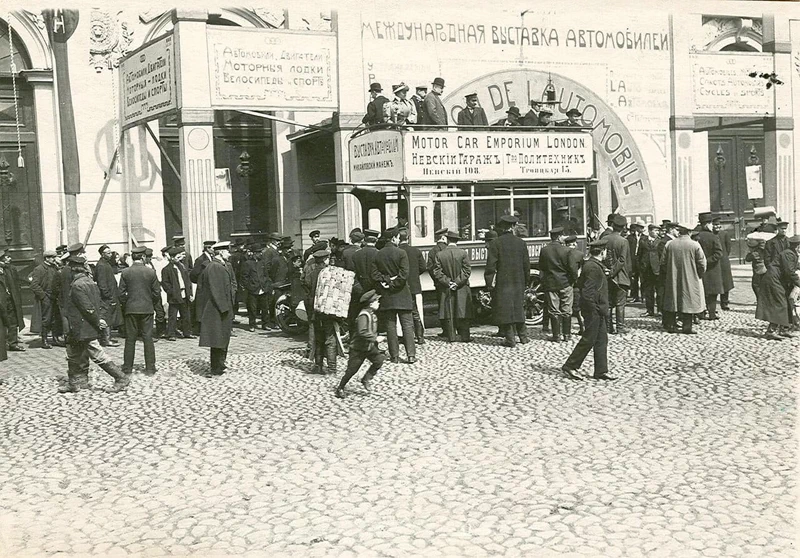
[0,19,32,74]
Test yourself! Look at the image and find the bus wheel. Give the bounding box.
[525,276,545,326]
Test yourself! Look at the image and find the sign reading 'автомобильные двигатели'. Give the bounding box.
[120,33,177,130]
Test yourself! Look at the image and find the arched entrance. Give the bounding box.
[0,19,43,305]
[443,69,657,223]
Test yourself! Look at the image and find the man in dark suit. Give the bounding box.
[456,93,488,128]
[340,230,363,272]
[241,243,272,332]
[561,238,615,381]
[399,228,427,344]
[765,219,790,265]
[161,247,194,340]
[0,250,26,351]
[695,212,724,320]
[604,214,632,334]
[362,83,390,126]
[172,234,193,270]
[638,224,662,316]
[411,86,427,123]
[371,228,416,364]
[189,240,216,333]
[198,241,237,376]
[422,77,448,127]
[713,217,735,311]
[432,231,473,342]
[426,228,449,337]
[262,233,283,329]
[118,245,161,375]
[60,255,130,393]
[627,222,644,302]
[94,244,121,347]
[353,229,380,296]
[303,230,322,263]
[539,227,579,342]
[58,243,86,341]
[485,215,531,347]
[31,249,60,349]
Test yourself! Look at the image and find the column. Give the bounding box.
[763,14,794,229]
[22,70,64,249]
[669,13,703,224]
[172,9,217,258]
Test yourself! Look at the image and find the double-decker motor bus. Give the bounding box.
[329,124,597,325]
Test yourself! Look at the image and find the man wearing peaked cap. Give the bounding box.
[661,219,706,334]
[335,287,385,399]
[31,248,61,349]
[411,86,427,124]
[189,239,217,286]
[363,82,390,127]
[603,213,632,334]
[58,243,89,341]
[162,243,193,341]
[427,227,451,328]
[638,221,662,317]
[765,217,790,266]
[196,234,237,376]
[694,212,724,321]
[433,227,473,343]
[540,224,576,342]
[422,77,448,127]
[95,242,122,347]
[171,235,193,271]
[457,92,488,128]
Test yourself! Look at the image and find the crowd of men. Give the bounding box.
[1,208,797,393]
[362,76,585,129]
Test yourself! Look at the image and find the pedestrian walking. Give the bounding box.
[198,241,237,376]
[118,246,161,375]
[60,255,129,394]
[432,230,473,342]
[603,214,631,333]
[371,228,417,364]
[161,247,194,340]
[561,238,615,381]
[0,250,26,351]
[765,219,790,264]
[399,228,427,344]
[94,244,121,347]
[695,212,724,320]
[485,215,531,347]
[335,290,385,399]
[30,249,60,349]
[712,218,735,310]
[539,227,578,342]
[662,224,707,334]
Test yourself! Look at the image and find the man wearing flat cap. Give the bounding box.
[161,247,193,341]
[562,238,615,381]
[335,289,385,399]
[456,93,488,128]
[59,243,86,337]
[422,77,448,127]
[540,227,579,342]
[353,229,380,298]
[94,244,121,347]
[433,230,473,342]
[695,212,724,321]
[303,231,322,263]
[362,82,390,126]
[485,214,531,347]
[340,230,364,273]
[118,245,162,375]
[386,83,417,126]
[662,224,707,334]
[30,249,60,349]
[602,214,632,334]
[371,228,417,364]
[764,219,789,265]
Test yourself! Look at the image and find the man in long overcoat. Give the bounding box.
[422,77,448,126]
[433,231,472,342]
[604,214,632,333]
[695,212,724,320]
[198,241,237,376]
[663,224,707,334]
[399,228,427,344]
[485,215,531,347]
[0,250,26,351]
[371,228,416,364]
[353,230,380,295]
[31,249,60,348]
[118,246,161,375]
[94,244,121,346]
[712,218,735,311]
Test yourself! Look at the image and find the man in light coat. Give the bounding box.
[662,224,707,334]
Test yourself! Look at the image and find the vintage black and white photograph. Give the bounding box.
[0,0,797,556]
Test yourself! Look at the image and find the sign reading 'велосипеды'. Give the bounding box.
[403,131,594,181]
[207,26,338,110]
[120,33,177,129]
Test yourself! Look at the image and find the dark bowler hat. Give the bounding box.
[566,108,582,117]
[360,289,380,304]
[434,227,449,237]
[368,82,382,93]
[506,106,521,118]
[203,240,216,247]
[67,254,87,265]
[67,242,84,253]
[144,248,153,256]
[381,228,397,240]
[432,77,445,88]
[788,235,800,245]
[363,229,380,239]
[499,215,519,225]
[445,230,461,241]
[98,244,110,254]
[280,238,295,248]
[607,214,616,224]
[313,249,330,258]
[612,214,628,227]
[309,230,321,238]
[661,219,673,226]
[131,246,147,254]
[268,232,282,242]
[564,235,578,243]
[698,212,714,224]
[588,238,608,247]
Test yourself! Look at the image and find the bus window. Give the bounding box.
[514,198,548,238]
[475,183,511,197]
[434,200,471,240]
[367,208,382,231]
[552,198,585,235]
[413,205,428,239]
[475,199,511,238]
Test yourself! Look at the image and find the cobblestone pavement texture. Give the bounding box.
[0,266,796,557]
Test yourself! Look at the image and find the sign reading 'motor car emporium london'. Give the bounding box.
[349,130,594,183]
[207,27,338,110]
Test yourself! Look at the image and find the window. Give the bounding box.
[551,197,585,235]
[413,205,428,239]
[514,198,548,238]
[433,200,471,240]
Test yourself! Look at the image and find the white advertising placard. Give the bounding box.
[349,130,404,182]
[691,53,774,116]
[403,130,594,181]
[215,168,232,211]
[746,165,763,200]
[120,33,177,129]
[207,27,338,110]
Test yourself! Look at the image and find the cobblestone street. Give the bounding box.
[0,267,796,557]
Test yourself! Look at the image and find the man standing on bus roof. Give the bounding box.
[362,83,390,127]
[485,215,531,348]
[422,77,448,127]
[412,86,427,124]
[456,93,488,128]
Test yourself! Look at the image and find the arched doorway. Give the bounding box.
[0,19,43,306]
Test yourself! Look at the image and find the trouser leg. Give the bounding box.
[167,304,179,337]
[246,293,259,327]
[122,314,138,373]
[382,310,400,359]
[679,312,693,333]
[178,302,192,336]
[564,309,600,371]
[398,311,415,359]
[456,319,470,341]
[140,314,156,372]
[323,318,337,374]
[592,315,609,376]
[515,322,528,343]
[339,350,367,389]
[503,323,516,347]
[411,296,424,342]
[656,281,665,315]
[663,311,676,331]
[720,291,730,309]
[705,295,718,319]
[542,305,550,332]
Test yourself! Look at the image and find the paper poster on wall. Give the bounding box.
[745,165,763,200]
[215,168,233,211]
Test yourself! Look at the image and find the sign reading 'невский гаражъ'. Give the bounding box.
[207,26,338,110]
[120,33,177,129]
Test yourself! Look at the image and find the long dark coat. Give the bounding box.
[433,244,472,319]
[198,259,236,349]
[604,232,631,288]
[94,257,122,327]
[0,273,6,361]
[30,261,59,334]
[716,230,735,293]
[2,264,25,329]
[353,245,379,293]
[756,263,790,326]
[578,258,609,316]
[456,107,488,127]
[484,231,530,324]
[695,229,724,295]
[663,235,707,314]
[119,263,161,314]
[66,272,104,341]
[161,261,192,304]
[426,242,447,286]
[371,244,414,311]
[399,242,426,295]
[637,235,661,277]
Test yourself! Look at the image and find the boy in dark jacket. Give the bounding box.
[335,290,385,399]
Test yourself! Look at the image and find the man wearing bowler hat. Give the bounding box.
[560,108,584,127]
[695,212,724,320]
[456,93,488,128]
[422,77,448,127]
[362,82,390,126]
[495,106,522,127]
[118,245,161,375]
